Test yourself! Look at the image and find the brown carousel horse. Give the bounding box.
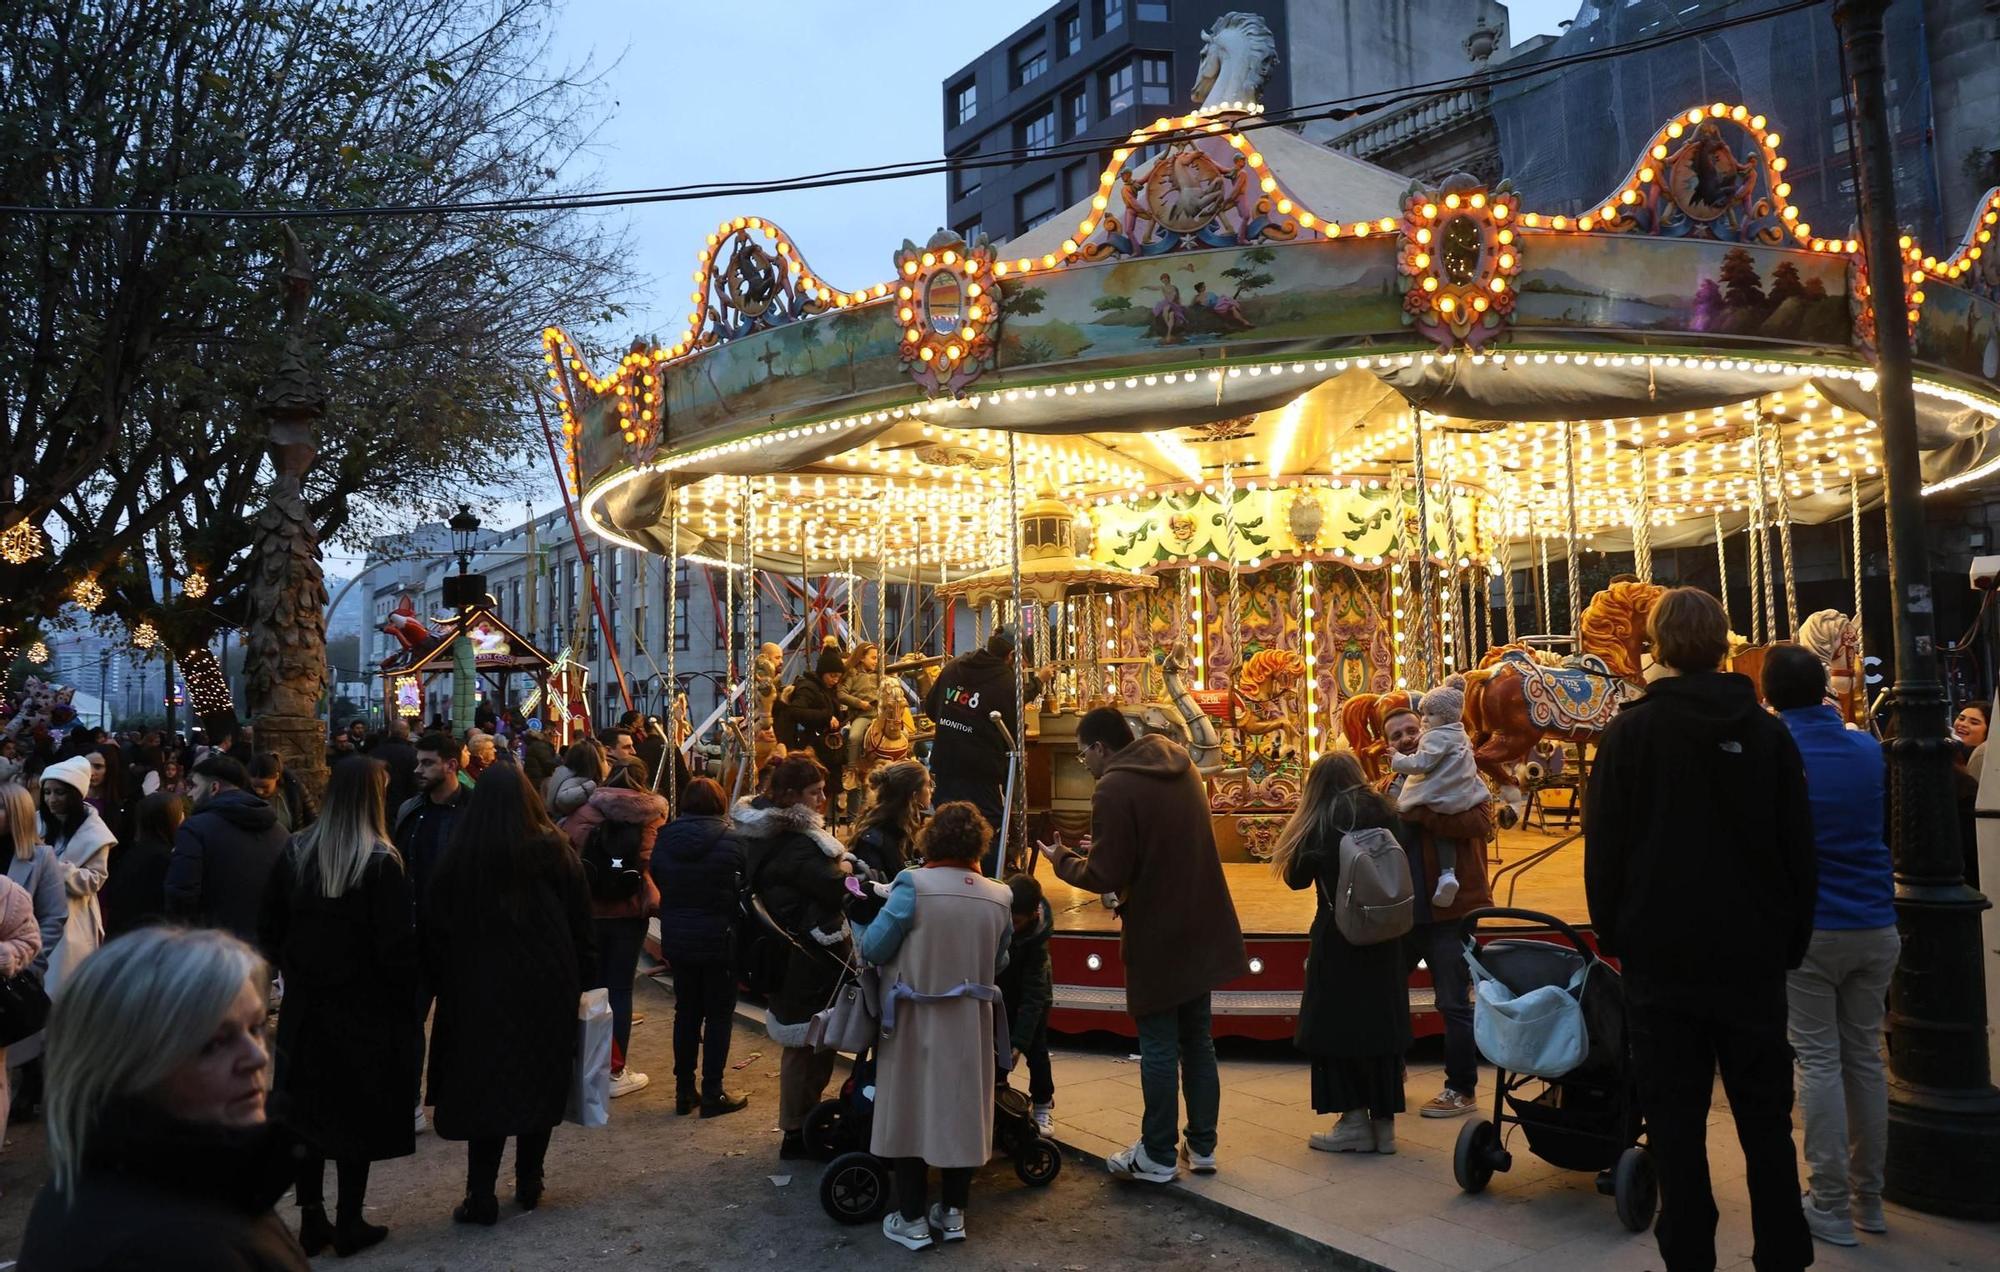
[1344,581,1664,823]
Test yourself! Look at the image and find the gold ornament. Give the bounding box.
[71,575,105,610]
[183,569,209,600]
[0,520,44,565]
[26,640,49,664]
[132,620,159,650]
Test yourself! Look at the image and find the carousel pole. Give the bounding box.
[1753,427,1779,641]
[1499,497,1517,646]
[1002,431,1027,876]
[1836,0,2000,1218]
[1771,422,1801,637]
[1714,512,1733,628]
[1633,448,1655,584]
[1411,421,1436,687]
[662,484,677,813]
[1850,476,1867,672]
[1561,419,1582,643]
[1537,530,1552,634]
[1439,430,1464,675]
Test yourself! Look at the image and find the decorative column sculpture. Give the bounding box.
[243,226,331,800]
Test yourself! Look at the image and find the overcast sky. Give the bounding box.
[330,0,1582,572]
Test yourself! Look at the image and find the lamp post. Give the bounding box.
[1833,0,2000,1219]
[448,505,481,576]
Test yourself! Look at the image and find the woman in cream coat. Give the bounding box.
[37,756,115,998]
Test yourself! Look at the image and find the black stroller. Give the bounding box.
[1449,907,1657,1233]
[812,1047,1063,1224]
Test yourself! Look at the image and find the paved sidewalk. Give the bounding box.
[1044,1042,1997,1272]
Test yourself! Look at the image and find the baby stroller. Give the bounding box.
[1449,907,1657,1233]
[813,1048,1063,1224]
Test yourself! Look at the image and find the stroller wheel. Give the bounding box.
[819,1151,891,1225]
[1613,1146,1657,1233]
[1015,1136,1063,1187]
[1453,1118,1502,1194]
[802,1100,852,1159]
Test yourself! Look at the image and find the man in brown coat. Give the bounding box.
[1376,705,1492,1119]
[1036,708,1248,1184]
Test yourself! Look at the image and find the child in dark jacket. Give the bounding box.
[997,874,1056,1131]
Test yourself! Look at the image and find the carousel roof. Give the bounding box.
[544,77,2000,580]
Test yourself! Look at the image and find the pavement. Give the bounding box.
[1043,1038,2000,1272]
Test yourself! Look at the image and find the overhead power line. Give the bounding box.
[0,0,1825,223]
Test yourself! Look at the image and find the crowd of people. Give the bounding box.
[0,598,1935,1266]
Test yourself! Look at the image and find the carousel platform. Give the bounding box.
[1038,825,1591,1042]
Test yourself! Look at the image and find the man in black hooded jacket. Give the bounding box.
[924,627,1019,871]
[1585,586,1815,1272]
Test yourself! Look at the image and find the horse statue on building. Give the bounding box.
[1190,12,1278,112]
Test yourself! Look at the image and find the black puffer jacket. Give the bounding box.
[776,675,844,769]
[165,789,288,944]
[1584,671,1816,983]
[19,1102,310,1271]
[922,647,1018,787]
[652,813,747,966]
[736,798,856,1040]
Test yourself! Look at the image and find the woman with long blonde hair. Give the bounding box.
[257,756,417,1257]
[1,781,66,1145]
[1275,751,1414,1157]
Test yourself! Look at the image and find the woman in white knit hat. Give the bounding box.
[37,755,116,998]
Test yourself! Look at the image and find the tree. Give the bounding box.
[792,319,821,374]
[1001,286,1047,319]
[1220,246,1276,298]
[0,0,630,736]
[829,308,873,392]
[1768,260,1806,305]
[1718,247,1767,310]
[1091,295,1134,314]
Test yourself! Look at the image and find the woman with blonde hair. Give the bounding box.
[258,756,417,1257]
[2,781,66,1138]
[1273,751,1414,1156]
[848,758,930,883]
[18,926,309,1269]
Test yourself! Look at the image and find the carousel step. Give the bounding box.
[1052,984,1437,1016]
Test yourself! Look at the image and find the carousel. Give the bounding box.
[541,13,2000,1038]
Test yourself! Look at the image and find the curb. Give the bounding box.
[1048,1134,1395,1272]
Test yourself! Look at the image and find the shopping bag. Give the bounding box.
[566,987,613,1128]
[805,965,880,1055]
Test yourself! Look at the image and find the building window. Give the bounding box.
[1137,1,1168,20]
[1016,177,1060,231]
[1104,61,1135,115]
[951,146,982,199]
[1065,86,1088,137]
[951,78,977,126]
[1099,0,1124,33]
[1019,108,1056,156]
[955,217,983,244]
[1139,54,1171,105]
[1060,8,1082,55]
[1012,36,1048,88]
[1064,160,1094,205]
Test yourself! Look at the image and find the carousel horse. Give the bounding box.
[849,678,915,793]
[1339,689,1421,785]
[1230,648,1308,760]
[1154,643,1227,774]
[1729,609,1868,726]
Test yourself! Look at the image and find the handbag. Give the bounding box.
[565,987,614,1128]
[0,966,50,1047]
[1464,947,1590,1079]
[805,964,880,1055]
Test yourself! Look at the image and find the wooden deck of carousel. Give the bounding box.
[1037,823,1593,1041]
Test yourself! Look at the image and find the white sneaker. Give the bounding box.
[1853,1194,1887,1235]
[1031,1102,1053,1134]
[1106,1140,1179,1183]
[927,1203,967,1242]
[609,1069,651,1099]
[1180,1143,1218,1175]
[882,1210,934,1251]
[1432,868,1459,908]
[414,1105,429,1135]
[1308,1111,1376,1154]
[1802,1194,1859,1246]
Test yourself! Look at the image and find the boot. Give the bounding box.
[331,1214,388,1257]
[1371,1116,1397,1155]
[676,1081,698,1116]
[700,1089,750,1118]
[296,1204,335,1256]
[1308,1110,1377,1154]
[452,1193,499,1226]
[516,1171,545,1212]
[780,1129,807,1159]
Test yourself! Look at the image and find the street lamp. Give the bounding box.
[1833,0,2000,1220]
[448,505,481,574]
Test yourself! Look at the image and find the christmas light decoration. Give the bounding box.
[71,575,105,610]
[0,520,45,565]
[183,569,209,600]
[131,620,159,650]
[25,641,49,665]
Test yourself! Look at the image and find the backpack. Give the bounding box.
[581,818,646,903]
[1331,824,1414,946]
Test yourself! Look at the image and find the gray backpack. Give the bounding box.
[1332,824,1415,946]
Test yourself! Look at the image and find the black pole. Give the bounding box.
[1834,0,2000,1220]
